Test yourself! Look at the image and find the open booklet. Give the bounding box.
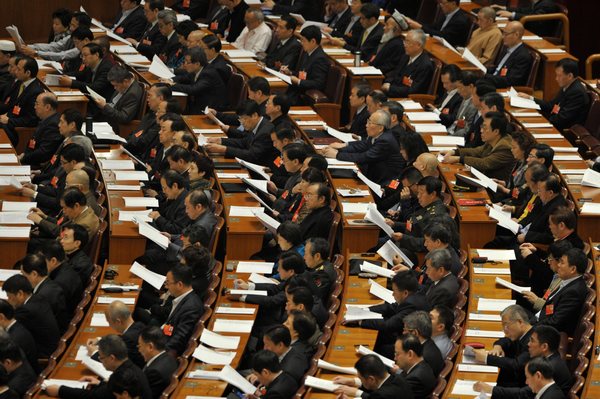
[149,55,175,79]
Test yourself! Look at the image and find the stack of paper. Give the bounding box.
[341,202,370,214]
[249,273,278,285]
[82,355,112,380]
[451,380,496,396]
[581,202,600,215]
[510,96,541,110]
[229,289,268,296]
[136,219,169,249]
[130,262,166,290]
[0,226,31,238]
[356,171,383,197]
[364,204,394,237]
[398,100,423,110]
[42,380,88,390]
[466,329,505,338]
[326,126,357,143]
[488,206,519,234]
[413,124,448,133]
[495,277,530,293]
[477,298,516,312]
[432,135,464,146]
[356,345,395,368]
[581,168,600,188]
[213,319,254,333]
[2,201,36,211]
[236,261,273,274]
[229,206,264,217]
[344,305,383,321]
[235,158,270,180]
[252,210,280,234]
[304,376,340,392]
[223,49,256,58]
[100,159,135,170]
[90,313,109,327]
[317,359,357,375]
[123,197,158,208]
[406,112,441,121]
[523,122,553,129]
[114,170,149,181]
[477,249,516,261]
[377,239,413,267]
[97,297,135,305]
[461,48,487,73]
[149,55,173,79]
[215,307,255,315]
[368,280,395,303]
[360,261,395,278]
[263,66,292,84]
[193,345,236,365]
[470,166,497,192]
[348,66,383,75]
[0,166,30,175]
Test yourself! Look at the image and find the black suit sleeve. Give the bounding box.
[21,123,62,166]
[297,58,329,92]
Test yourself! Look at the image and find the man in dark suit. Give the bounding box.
[262,325,308,383]
[0,300,37,372]
[324,0,353,38]
[342,4,384,62]
[333,354,413,399]
[146,113,182,185]
[19,92,62,169]
[285,26,329,105]
[170,0,210,20]
[156,10,183,68]
[251,350,298,399]
[0,56,43,146]
[523,357,566,399]
[537,248,588,335]
[349,271,430,359]
[138,326,178,399]
[496,0,561,37]
[0,340,35,397]
[370,12,406,76]
[422,249,459,308]
[59,43,115,118]
[39,241,83,316]
[471,305,533,387]
[299,183,334,241]
[112,0,147,41]
[382,29,433,98]
[343,82,370,139]
[221,0,249,42]
[528,58,589,130]
[394,334,437,399]
[264,0,321,21]
[264,15,302,70]
[45,334,153,399]
[2,275,60,359]
[171,47,227,113]
[433,64,462,127]
[403,311,444,376]
[129,0,167,59]
[485,21,533,88]
[149,170,190,235]
[61,224,94,286]
[323,109,405,185]
[406,0,470,47]
[303,238,337,302]
[200,35,232,84]
[205,100,277,166]
[95,66,144,134]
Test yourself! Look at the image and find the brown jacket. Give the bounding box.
[39,206,100,239]
[457,134,515,181]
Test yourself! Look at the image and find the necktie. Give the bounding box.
[17,83,24,97]
[494,49,512,75]
[361,29,369,46]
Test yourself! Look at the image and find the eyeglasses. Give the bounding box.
[366,119,382,126]
[502,30,517,36]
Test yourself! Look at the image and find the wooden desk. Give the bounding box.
[580,243,599,398]
[36,68,89,116]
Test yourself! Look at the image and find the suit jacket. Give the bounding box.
[362,292,430,338]
[32,278,69,332]
[422,9,471,47]
[67,249,94,286]
[225,1,249,42]
[300,205,334,241]
[49,262,83,314]
[348,105,369,139]
[448,97,478,137]
[437,90,462,127]
[154,189,192,234]
[159,33,183,69]
[337,130,406,185]
[272,0,321,21]
[361,374,413,399]
[206,54,232,84]
[7,321,37,371]
[385,53,434,98]
[113,6,147,41]
[71,58,115,117]
[207,6,230,37]
[122,322,146,368]
[126,111,160,159]
[171,0,210,20]
[163,291,204,355]
[486,43,533,88]
[222,117,277,165]
[287,46,330,104]
[370,36,406,77]
[510,0,561,37]
[344,23,384,62]
[173,67,228,113]
[422,339,443,376]
[15,298,60,358]
[101,80,144,133]
[328,7,353,38]
[538,276,587,335]
[0,78,43,144]
[307,261,337,302]
[524,194,567,244]
[59,359,152,399]
[425,273,459,308]
[456,134,516,181]
[280,346,309,383]
[7,361,35,397]
[265,37,302,70]
[137,22,167,60]
[536,80,589,130]
[144,351,178,399]
[263,371,299,399]
[21,112,62,168]
[487,327,533,387]
[402,360,436,399]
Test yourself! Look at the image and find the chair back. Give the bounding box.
[328,212,341,259]
[209,216,225,256]
[227,72,247,111]
[427,58,443,95]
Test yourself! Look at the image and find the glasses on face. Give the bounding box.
[502,30,517,36]
[366,119,382,126]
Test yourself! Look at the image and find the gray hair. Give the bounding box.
[67,136,93,158]
[247,8,265,22]
[158,9,178,26]
[105,300,132,323]
[424,248,452,271]
[500,304,530,323]
[98,334,129,360]
[403,310,432,339]
[408,29,426,47]
[479,6,496,22]
[107,65,132,83]
[372,109,391,130]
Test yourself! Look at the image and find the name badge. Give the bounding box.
[551,104,560,114]
[402,76,413,87]
[500,67,508,77]
[298,71,307,80]
[12,105,20,116]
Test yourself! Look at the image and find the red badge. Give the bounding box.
[28,139,36,149]
[441,108,450,115]
[511,188,519,199]
[500,67,508,77]
[150,148,157,158]
[57,216,64,225]
[388,180,400,189]
[406,219,412,232]
[281,190,289,199]
[162,324,174,336]
[183,0,190,8]
[402,76,413,87]
[50,155,57,165]
[298,71,307,80]
[456,118,466,129]
[210,21,219,30]
[50,176,59,188]
[115,27,124,34]
[79,64,85,72]
[543,289,551,300]
[273,156,283,167]
[545,304,554,315]
[12,105,20,116]
[134,130,143,138]
[551,104,560,114]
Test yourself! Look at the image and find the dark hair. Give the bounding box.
[187,189,210,208]
[527,162,550,183]
[288,286,314,311]
[382,101,404,120]
[360,3,380,19]
[62,224,89,249]
[52,8,72,29]
[40,93,59,110]
[278,250,306,273]
[169,264,193,286]
[161,169,186,189]
[72,12,92,29]
[432,305,454,336]
[62,187,87,208]
[417,176,442,197]
[441,64,462,82]
[484,111,508,136]
[549,207,576,230]
[306,154,328,172]
[532,325,560,352]
[510,131,535,157]
[186,47,207,66]
[541,173,561,195]
[248,77,271,96]
[391,270,418,292]
[482,92,505,112]
[182,245,212,275]
[0,300,14,320]
[548,240,573,260]
[355,354,386,379]
[272,94,290,115]
[564,248,587,274]
[556,58,578,77]
[164,98,182,114]
[60,143,86,163]
[423,224,451,244]
[107,65,132,83]
[61,108,84,130]
[398,333,423,356]
[182,224,210,247]
[273,128,295,141]
[71,26,94,41]
[39,240,66,263]
[191,152,214,177]
[398,131,429,163]
[353,83,371,98]
[312,183,331,206]
[19,56,39,78]
[111,367,142,397]
[305,237,329,259]
[176,20,198,39]
[83,42,103,58]
[202,34,222,52]
[282,143,307,163]
[139,326,167,350]
[289,310,316,341]
[526,357,554,379]
[0,340,22,362]
[301,167,326,184]
[147,0,165,11]
[177,131,198,151]
[98,334,128,360]
[264,325,291,347]
[252,350,281,373]
[280,14,298,31]
[400,166,423,184]
[458,70,477,86]
[532,144,554,168]
[237,100,261,117]
[475,81,496,98]
[2,274,33,295]
[300,25,322,44]
[167,145,192,163]
[368,90,387,105]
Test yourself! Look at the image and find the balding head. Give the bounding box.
[105,300,133,333]
[503,21,524,47]
[414,153,439,176]
[35,92,58,119]
[66,169,90,192]
[187,30,204,49]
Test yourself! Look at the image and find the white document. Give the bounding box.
[193,345,236,365]
[149,55,175,79]
[553,155,580,161]
[495,277,530,294]
[326,126,357,143]
[216,172,250,179]
[458,364,499,373]
[413,123,448,133]
[581,168,600,188]
[356,345,395,368]
[317,359,357,375]
[510,96,541,110]
[130,261,166,290]
[0,270,20,281]
[336,58,354,64]
[93,131,127,144]
[341,202,370,214]
[356,170,383,197]
[406,112,441,122]
[468,313,502,322]
[488,206,519,234]
[296,120,326,126]
[215,307,255,315]
[136,219,169,249]
[263,66,292,84]
[512,111,542,118]
[249,273,278,285]
[0,226,30,238]
[107,184,142,191]
[123,197,158,208]
[112,45,139,54]
[114,170,149,181]
[194,128,222,134]
[364,203,394,237]
[200,329,240,350]
[539,48,566,54]
[398,100,423,110]
[348,66,383,75]
[245,189,275,213]
[223,49,256,58]
[304,376,340,392]
[368,279,395,304]
[100,284,139,291]
[229,206,264,217]
[432,35,460,54]
[452,380,496,396]
[235,158,271,180]
[522,35,543,41]
[42,379,88,390]
[470,166,498,192]
[288,110,316,115]
[477,249,516,261]
[187,370,221,380]
[432,135,464,146]
[466,329,505,338]
[560,169,586,175]
[105,29,136,46]
[473,267,511,275]
[229,289,268,296]
[213,319,254,333]
[82,355,112,380]
[0,166,29,175]
[580,202,600,215]
[344,306,383,321]
[97,297,135,305]
[532,134,562,139]
[90,313,109,327]
[218,365,258,395]
[2,201,36,211]
[377,239,414,267]
[86,85,106,104]
[360,261,396,278]
[461,47,487,72]
[236,261,272,274]
[252,210,280,234]
[327,158,355,166]
[242,178,269,194]
[337,189,369,197]
[0,212,32,224]
[118,53,150,63]
[323,48,351,55]
[477,298,516,312]
[523,122,553,129]
[44,74,62,86]
[100,159,135,170]
[0,176,21,188]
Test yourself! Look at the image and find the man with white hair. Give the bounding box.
[233,9,272,53]
[381,29,434,98]
[320,109,405,185]
[0,40,16,95]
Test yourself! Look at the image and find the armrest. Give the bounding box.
[520,13,569,52]
[303,89,330,104]
[408,94,436,107]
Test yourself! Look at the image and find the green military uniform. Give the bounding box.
[396,199,448,253]
[306,260,337,302]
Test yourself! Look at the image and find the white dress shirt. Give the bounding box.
[233,22,273,54]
